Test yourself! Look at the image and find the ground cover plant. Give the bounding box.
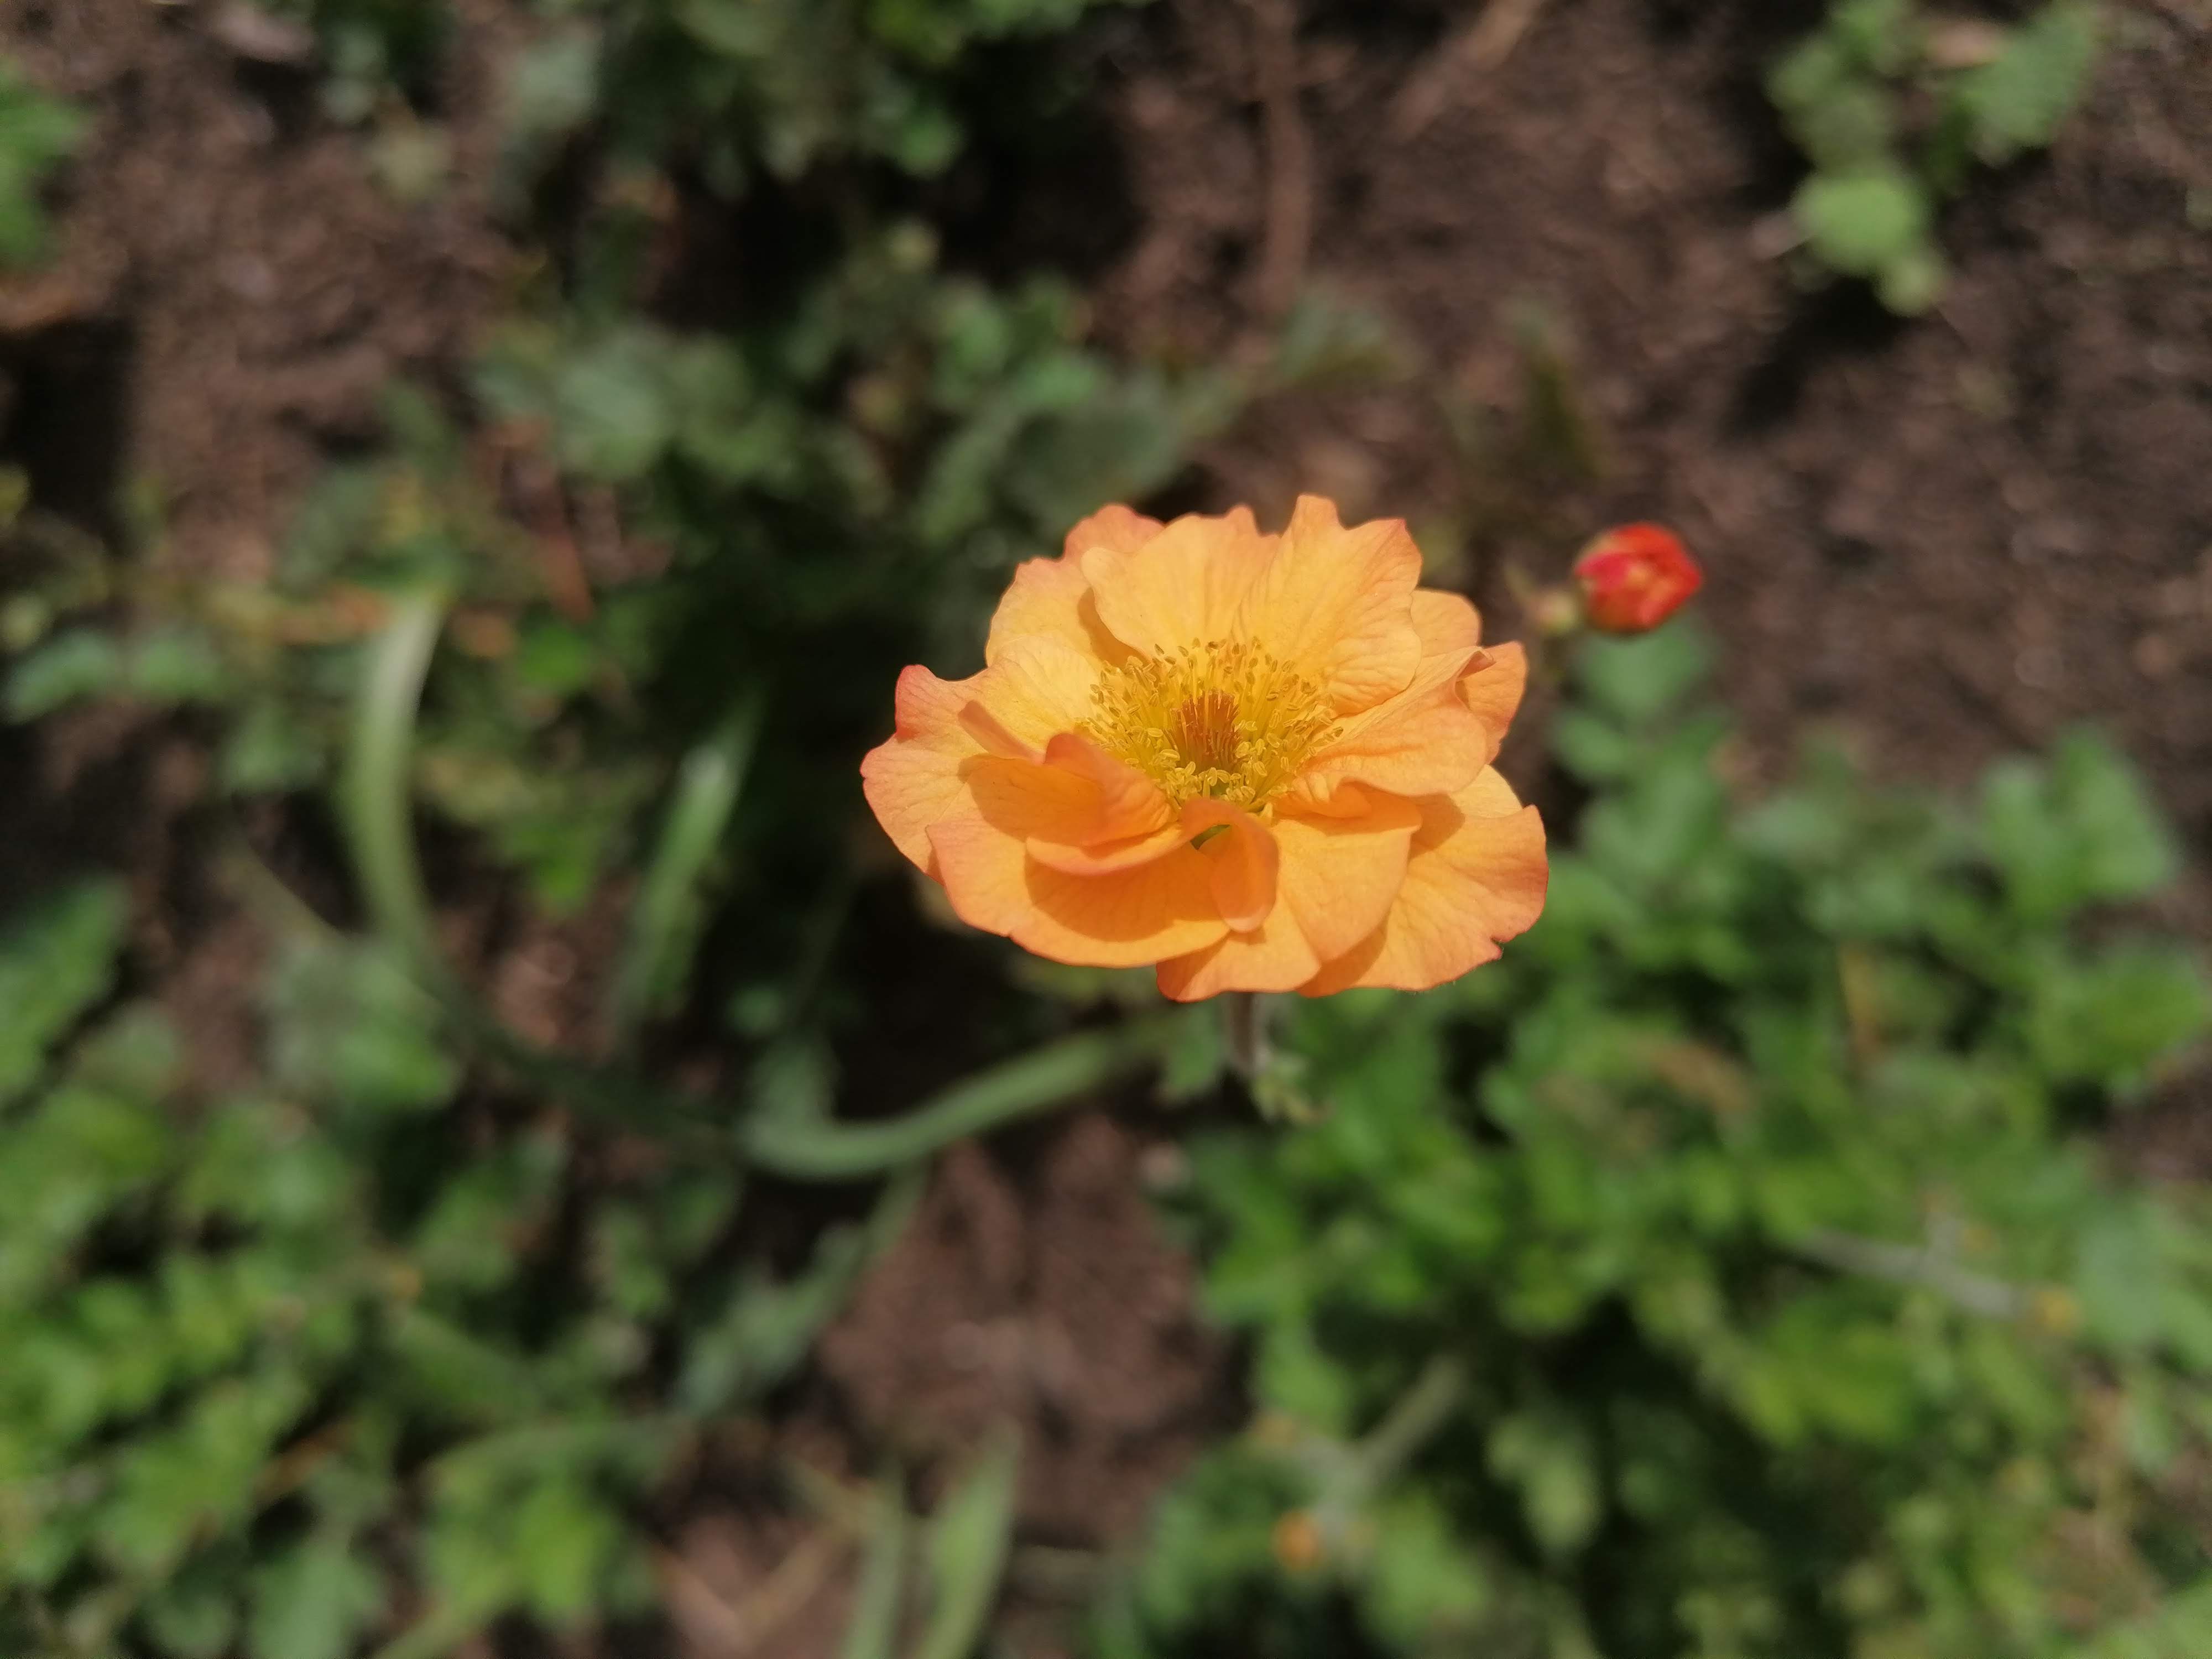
[1771,0,2101,312]
[1105,627,2212,1659]
[2,0,2209,1656]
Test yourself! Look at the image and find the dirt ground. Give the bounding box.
[1101,0,2212,881]
[4,0,2210,1654]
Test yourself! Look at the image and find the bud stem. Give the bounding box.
[1221,990,1273,1082]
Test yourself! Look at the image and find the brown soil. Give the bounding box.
[5,1,2211,1656]
[0,0,514,573]
[1103,0,2212,914]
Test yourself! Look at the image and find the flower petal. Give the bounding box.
[1065,503,1166,560]
[1156,909,1321,1000]
[1080,507,1275,657]
[1182,799,1279,932]
[929,793,1230,968]
[1410,587,1482,656]
[1458,641,1527,767]
[1021,734,1180,874]
[1301,769,1547,995]
[860,664,985,870]
[1273,786,1422,962]
[1292,644,1488,802]
[963,753,1105,846]
[1043,732,1173,841]
[983,505,1161,667]
[1015,847,1230,968]
[963,637,1102,753]
[1027,821,1191,876]
[1238,495,1423,713]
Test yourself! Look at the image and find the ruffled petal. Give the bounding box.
[1301,769,1547,995]
[1014,847,1230,968]
[860,664,986,870]
[929,787,1230,969]
[1182,799,1279,932]
[1291,644,1488,802]
[1458,641,1528,767]
[1081,507,1275,658]
[1155,909,1321,1000]
[962,637,1102,755]
[926,813,1044,937]
[1027,821,1190,876]
[1272,786,1422,962]
[983,505,1160,667]
[1238,495,1423,713]
[1021,734,1180,874]
[1410,587,1482,656]
[1042,733,1173,841]
[963,753,1105,844]
[1064,503,1165,560]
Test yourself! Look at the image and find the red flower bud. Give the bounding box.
[1572,524,1703,634]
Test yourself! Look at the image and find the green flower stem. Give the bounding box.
[341,591,1192,1181]
[738,1018,1188,1181]
[343,589,457,999]
[1222,990,1271,1080]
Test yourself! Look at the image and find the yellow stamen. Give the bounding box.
[1082,639,1337,810]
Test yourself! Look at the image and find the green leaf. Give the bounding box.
[0,64,90,267]
[1486,1412,1600,1558]
[262,936,460,1116]
[128,627,231,705]
[1876,241,1947,314]
[250,1541,385,1659]
[1574,625,1713,729]
[1358,1492,1490,1647]
[145,1569,241,1659]
[0,879,129,1100]
[4,627,124,719]
[1982,731,2180,920]
[2030,945,2211,1091]
[915,1427,1021,1659]
[1793,166,1932,279]
[839,1480,910,1659]
[1953,1,2099,164]
[1831,0,1916,74]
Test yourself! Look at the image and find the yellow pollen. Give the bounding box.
[1082,639,1337,810]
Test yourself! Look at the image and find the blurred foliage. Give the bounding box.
[0,0,1246,1652]
[0,56,88,268]
[1104,625,2212,1659]
[0,873,936,1657]
[0,0,2194,1656]
[1770,0,2100,312]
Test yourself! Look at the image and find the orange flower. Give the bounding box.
[860,499,1547,1001]
[1572,523,1703,634]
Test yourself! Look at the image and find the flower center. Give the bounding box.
[1082,639,1337,810]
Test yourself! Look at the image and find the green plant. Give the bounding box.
[0,59,87,268]
[0,0,1264,1651]
[1103,625,2212,1658]
[1770,0,2100,312]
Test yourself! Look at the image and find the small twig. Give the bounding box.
[1389,0,1551,141]
[1240,0,1313,324]
[1794,1227,2026,1320]
[1343,1354,1468,1501]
